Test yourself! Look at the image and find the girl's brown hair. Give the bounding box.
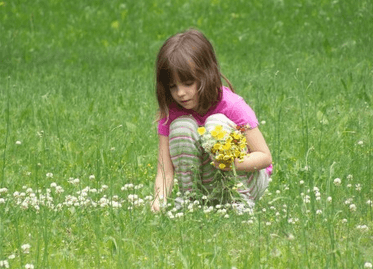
[155,28,234,121]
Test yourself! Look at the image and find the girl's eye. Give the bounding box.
[184,81,194,86]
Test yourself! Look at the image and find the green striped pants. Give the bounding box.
[169,113,270,206]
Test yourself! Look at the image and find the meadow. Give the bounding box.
[0,0,372,268]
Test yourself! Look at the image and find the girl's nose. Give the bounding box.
[176,85,186,96]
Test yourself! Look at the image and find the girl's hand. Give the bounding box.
[151,199,161,212]
[151,197,166,212]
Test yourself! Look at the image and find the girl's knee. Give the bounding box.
[205,113,235,132]
[170,115,198,133]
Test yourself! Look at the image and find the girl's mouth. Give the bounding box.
[181,100,190,103]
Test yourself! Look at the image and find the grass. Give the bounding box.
[1,0,373,268]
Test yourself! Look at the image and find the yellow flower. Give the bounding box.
[217,131,226,140]
[211,129,218,138]
[197,127,206,135]
[214,125,223,132]
[223,142,231,150]
[216,154,224,161]
[219,163,226,169]
[213,143,222,150]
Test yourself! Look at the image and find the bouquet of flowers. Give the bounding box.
[195,124,250,205]
[197,124,249,170]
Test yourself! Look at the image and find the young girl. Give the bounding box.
[152,29,272,212]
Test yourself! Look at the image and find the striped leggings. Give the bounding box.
[169,113,270,206]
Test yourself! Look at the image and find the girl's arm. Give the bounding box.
[152,134,174,212]
[235,127,272,172]
[215,127,272,172]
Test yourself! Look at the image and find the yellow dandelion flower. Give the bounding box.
[211,129,218,138]
[197,127,206,135]
[216,154,224,161]
[232,132,240,140]
[213,143,222,150]
[217,130,226,140]
[219,163,226,169]
[223,142,231,150]
[214,125,223,132]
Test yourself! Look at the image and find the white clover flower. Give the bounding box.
[276,190,281,194]
[265,222,271,226]
[89,174,95,180]
[202,195,207,200]
[347,174,353,180]
[342,219,348,223]
[50,182,57,188]
[262,208,266,212]
[55,186,64,194]
[176,192,181,197]
[0,260,9,268]
[355,184,362,191]
[25,264,34,269]
[366,200,372,207]
[184,191,190,196]
[0,188,7,194]
[327,196,332,203]
[0,198,5,204]
[347,184,352,188]
[8,254,15,260]
[101,185,108,190]
[357,140,364,146]
[364,262,373,268]
[349,204,357,212]
[247,219,254,224]
[134,184,144,190]
[224,214,229,219]
[356,225,369,232]
[175,212,184,218]
[16,140,22,145]
[316,209,322,215]
[260,120,266,125]
[333,178,341,186]
[21,243,31,253]
[46,172,53,178]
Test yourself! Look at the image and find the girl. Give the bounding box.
[152,29,272,212]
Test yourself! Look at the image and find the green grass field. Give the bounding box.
[1,0,373,268]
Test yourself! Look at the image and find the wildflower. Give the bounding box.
[347,174,353,180]
[342,219,348,223]
[175,212,183,218]
[202,195,208,200]
[316,209,322,215]
[356,225,369,232]
[197,127,206,135]
[7,254,15,260]
[366,200,372,207]
[357,140,364,146]
[0,260,9,268]
[0,198,6,204]
[276,190,281,194]
[364,262,373,268]
[347,184,352,188]
[333,178,341,186]
[101,185,108,190]
[260,120,266,125]
[355,184,361,191]
[46,172,53,178]
[16,140,22,145]
[50,182,57,188]
[25,264,34,269]
[265,222,271,226]
[224,214,230,219]
[55,186,64,194]
[89,174,95,180]
[327,196,332,203]
[21,243,31,253]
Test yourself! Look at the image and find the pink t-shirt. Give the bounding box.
[158,86,259,136]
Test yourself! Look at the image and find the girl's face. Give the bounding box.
[170,80,199,111]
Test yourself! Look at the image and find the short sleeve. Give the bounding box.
[228,98,259,129]
[157,118,170,136]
